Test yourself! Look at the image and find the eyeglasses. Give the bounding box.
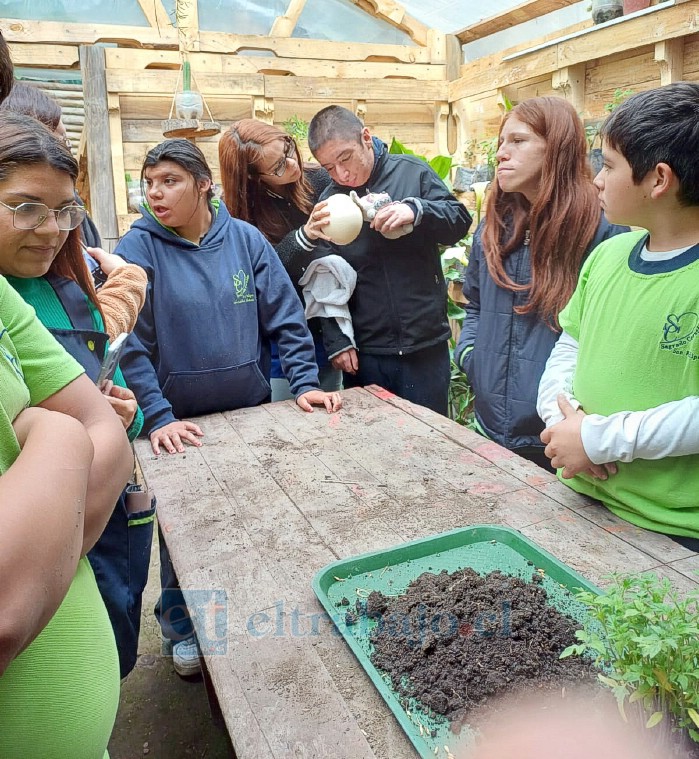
[0,200,86,231]
[261,136,294,178]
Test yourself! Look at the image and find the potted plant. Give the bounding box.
[561,573,699,753]
[591,0,624,23]
[623,0,651,12]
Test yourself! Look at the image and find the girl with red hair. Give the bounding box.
[219,119,351,400]
[455,96,628,470]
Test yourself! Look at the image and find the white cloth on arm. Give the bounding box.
[537,331,699,464]
[298,255,358,346]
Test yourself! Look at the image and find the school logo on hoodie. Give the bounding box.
[232,269,255,304]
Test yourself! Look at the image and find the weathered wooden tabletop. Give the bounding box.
[134,386,699,759]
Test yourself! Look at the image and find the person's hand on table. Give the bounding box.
[296,390,342,414]
[150,420,204,455]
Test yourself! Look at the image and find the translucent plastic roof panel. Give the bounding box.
[294,0,415,45]
[3,0,148,26]
[198,0,288,35]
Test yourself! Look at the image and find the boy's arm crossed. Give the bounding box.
[537,331,581,427]
[581,396,699,464]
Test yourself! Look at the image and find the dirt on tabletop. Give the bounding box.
[345,567,597,728]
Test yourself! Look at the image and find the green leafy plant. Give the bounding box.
[282,115,309,142]
[561,573,699,744]
[388,137,452,181]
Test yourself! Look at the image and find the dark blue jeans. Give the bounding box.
[88,487,156,678]
[154,523,194,643]
[342,341,451,416]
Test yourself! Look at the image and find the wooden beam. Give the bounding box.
[7,42,79,68]
[654,38,684,85]
[2,21,432,63]
[200,32,432,63]
[450,1,698,102]
[456,0,579,44]
[107,93,129,218]
[348,0,430,46]
[434,101,449,156]
[552,63,586,114]
[103,47,445,80]
[81,45,119,250]
[1,17,178,46]
[445,34,462,82]
[270,0,308,37]
[135,0,172,36]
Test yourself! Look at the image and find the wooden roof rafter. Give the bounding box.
[270,0,308,37]
[348,0,430,46]
[135,0,172,36]
[456,0,580,44]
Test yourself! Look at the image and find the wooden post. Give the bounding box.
[80,45,119,251]
[253,95,274,124]
[654,39,684,86]
[552,64,586,116]
[434,101,450,156]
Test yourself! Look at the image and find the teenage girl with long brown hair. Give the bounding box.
[219,119,351,400]
[455,96,628,469]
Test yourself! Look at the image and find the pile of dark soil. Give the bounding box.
[347,567,597,723]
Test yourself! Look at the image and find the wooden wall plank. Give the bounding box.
[197,32,431,63]
[106,69,265,96]
[8,42,79,67]
[2,20,431,64]
[451,2,697,103]
[1,17,178,46]
[264,76,446,101]
[118,94,252,120]
[103,47,445,80]
[456,0,579,44]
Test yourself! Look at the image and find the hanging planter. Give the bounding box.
[162,60,221,139]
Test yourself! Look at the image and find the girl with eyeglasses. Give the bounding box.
[0,111,155,683]
[114,137,342,676]
[219,119,353,401]
[0,113,134,756]
[0,81,149,341]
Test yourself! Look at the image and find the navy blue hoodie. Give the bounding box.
[117,201,319,431]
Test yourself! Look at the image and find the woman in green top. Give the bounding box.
[0,112,155,679]
[0,111,133,757]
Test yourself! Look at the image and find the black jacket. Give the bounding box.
[455,214,628,451]
[266,167,351,358]
[316,140,472,355]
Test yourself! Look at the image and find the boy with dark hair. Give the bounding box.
[307,105,472,416]
[537,82,699,549]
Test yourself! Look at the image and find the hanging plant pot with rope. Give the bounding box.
[162,60,221,139]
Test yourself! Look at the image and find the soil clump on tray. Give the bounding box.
[350,567,597,725]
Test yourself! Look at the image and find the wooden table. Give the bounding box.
[134,386,699,759]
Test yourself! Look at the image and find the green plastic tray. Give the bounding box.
[312,524,601,759]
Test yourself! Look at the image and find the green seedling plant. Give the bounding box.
[561,573,699,744]
[282,114,309,142]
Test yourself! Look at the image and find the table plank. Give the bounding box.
[135,387,697,759]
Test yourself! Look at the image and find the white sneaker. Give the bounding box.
[172,635,201,677]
